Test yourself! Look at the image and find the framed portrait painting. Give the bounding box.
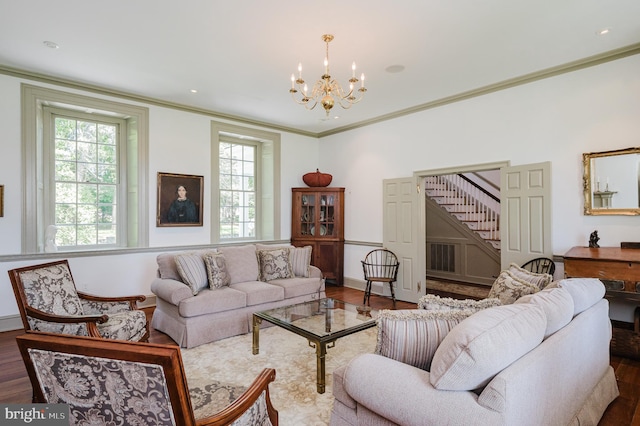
[157,172,204,227]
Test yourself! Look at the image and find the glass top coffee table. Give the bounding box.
[252,298,377,394]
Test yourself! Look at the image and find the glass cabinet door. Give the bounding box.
[300,193,316,236]
[319,193,335,237]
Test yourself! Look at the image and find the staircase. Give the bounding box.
[425,175,501,250]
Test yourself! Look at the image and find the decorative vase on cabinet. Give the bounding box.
[291,187,345,285]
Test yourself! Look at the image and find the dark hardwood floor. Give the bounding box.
[0,285,638,425]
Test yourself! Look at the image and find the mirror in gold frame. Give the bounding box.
[583,147,640,215]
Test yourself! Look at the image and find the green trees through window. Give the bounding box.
[219,141,256,239]
[52,114,122,248]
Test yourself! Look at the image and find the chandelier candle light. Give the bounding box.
[290,34,366,116]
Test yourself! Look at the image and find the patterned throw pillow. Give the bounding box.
[487,270,540,305]
[257,248,293,281]
[203,252,231,289]
[290,246,312,277]
[375,309,477,371]
[418,294,502,311]
[175,253,209,295]
[507,263,553,290]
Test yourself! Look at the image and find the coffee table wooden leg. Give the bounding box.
[252,315,262,355]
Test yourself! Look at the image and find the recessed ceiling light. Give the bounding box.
[597,28,611,36]
[385,64,405,73]
[190,89,198,93]
[43,41,59,49]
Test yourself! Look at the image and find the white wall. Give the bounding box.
[1,53,639,323]
[319,55,640,291]
[0,75,320,320]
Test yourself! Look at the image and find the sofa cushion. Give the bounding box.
[487,270,540,304]
[219,245,259,284]
[157,252,182,281]
[229,281,284,306]
[290,246,312,277]
[178,287,247,318]
[556,278,605,316]
[375,309,477,371]
[175,253,209,295]
[507,262,553,290]
[418,294,502,311]
[268,277,323,299]
[515,287,574,338]
[430,303,546,391]
[203,252,231,289]
[257,248,293,281]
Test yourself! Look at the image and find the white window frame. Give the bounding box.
[211,121,281,243]
[219,136,260,240]
[22,84,149,253]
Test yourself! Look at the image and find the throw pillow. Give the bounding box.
[487,270,540,305]
[290,246,312,277]
[203,252,231,289]
[418,294,502,311]
[257,248,293,281]
[175,253,209,295]
[430,304,546,391]
[507,263,553,290]
[556,278,606,316]
[375,309,477,371]
[218,245,259,284]
[515,287,574,338]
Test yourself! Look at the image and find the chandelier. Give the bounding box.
[290,34,366,116]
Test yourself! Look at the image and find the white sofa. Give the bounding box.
[151,244,325,348]
[330,278,619,426]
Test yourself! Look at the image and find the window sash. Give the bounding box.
[43,107,127,250]
[219,137,259,240]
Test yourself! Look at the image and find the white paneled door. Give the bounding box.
[500,162,552,269]
[383,177,421,303]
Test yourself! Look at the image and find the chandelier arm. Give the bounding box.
[289,34,366,115]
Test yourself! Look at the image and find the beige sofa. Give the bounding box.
[330,278,619,425]
[151,244,325,348]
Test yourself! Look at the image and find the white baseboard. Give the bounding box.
[342,277,393,297]
[0,294,157,333]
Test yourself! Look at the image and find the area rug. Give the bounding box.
[181,325,378,425]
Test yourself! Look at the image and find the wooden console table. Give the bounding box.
[564,246,640,359]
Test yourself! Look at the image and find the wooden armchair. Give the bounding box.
[8,260,149,342]
[16,332,278,426]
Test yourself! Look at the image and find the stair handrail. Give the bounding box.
[426,174,500,241]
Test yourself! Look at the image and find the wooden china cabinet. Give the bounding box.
[291,187,345,285]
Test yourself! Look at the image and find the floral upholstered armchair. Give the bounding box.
[8,260,149,342]
[17,332,278,426]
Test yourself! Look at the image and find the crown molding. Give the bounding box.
[2,42,639,139]
[317,42,640,138]
[0,65,318,138]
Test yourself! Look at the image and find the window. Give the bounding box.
[22,85,149,253]
[211,121,281,243]
[219,139,257,239]
[46,110,123,249]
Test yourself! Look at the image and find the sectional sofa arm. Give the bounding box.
[309,265,322,279]
[150,278,193,306]
[342,354,500,426]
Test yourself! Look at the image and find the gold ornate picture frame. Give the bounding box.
[156,173,204,227]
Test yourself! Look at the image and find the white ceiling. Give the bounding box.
[1,0,639,136]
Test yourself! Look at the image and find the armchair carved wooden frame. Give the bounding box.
[17,332,278,426]
[8,259,149,342]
